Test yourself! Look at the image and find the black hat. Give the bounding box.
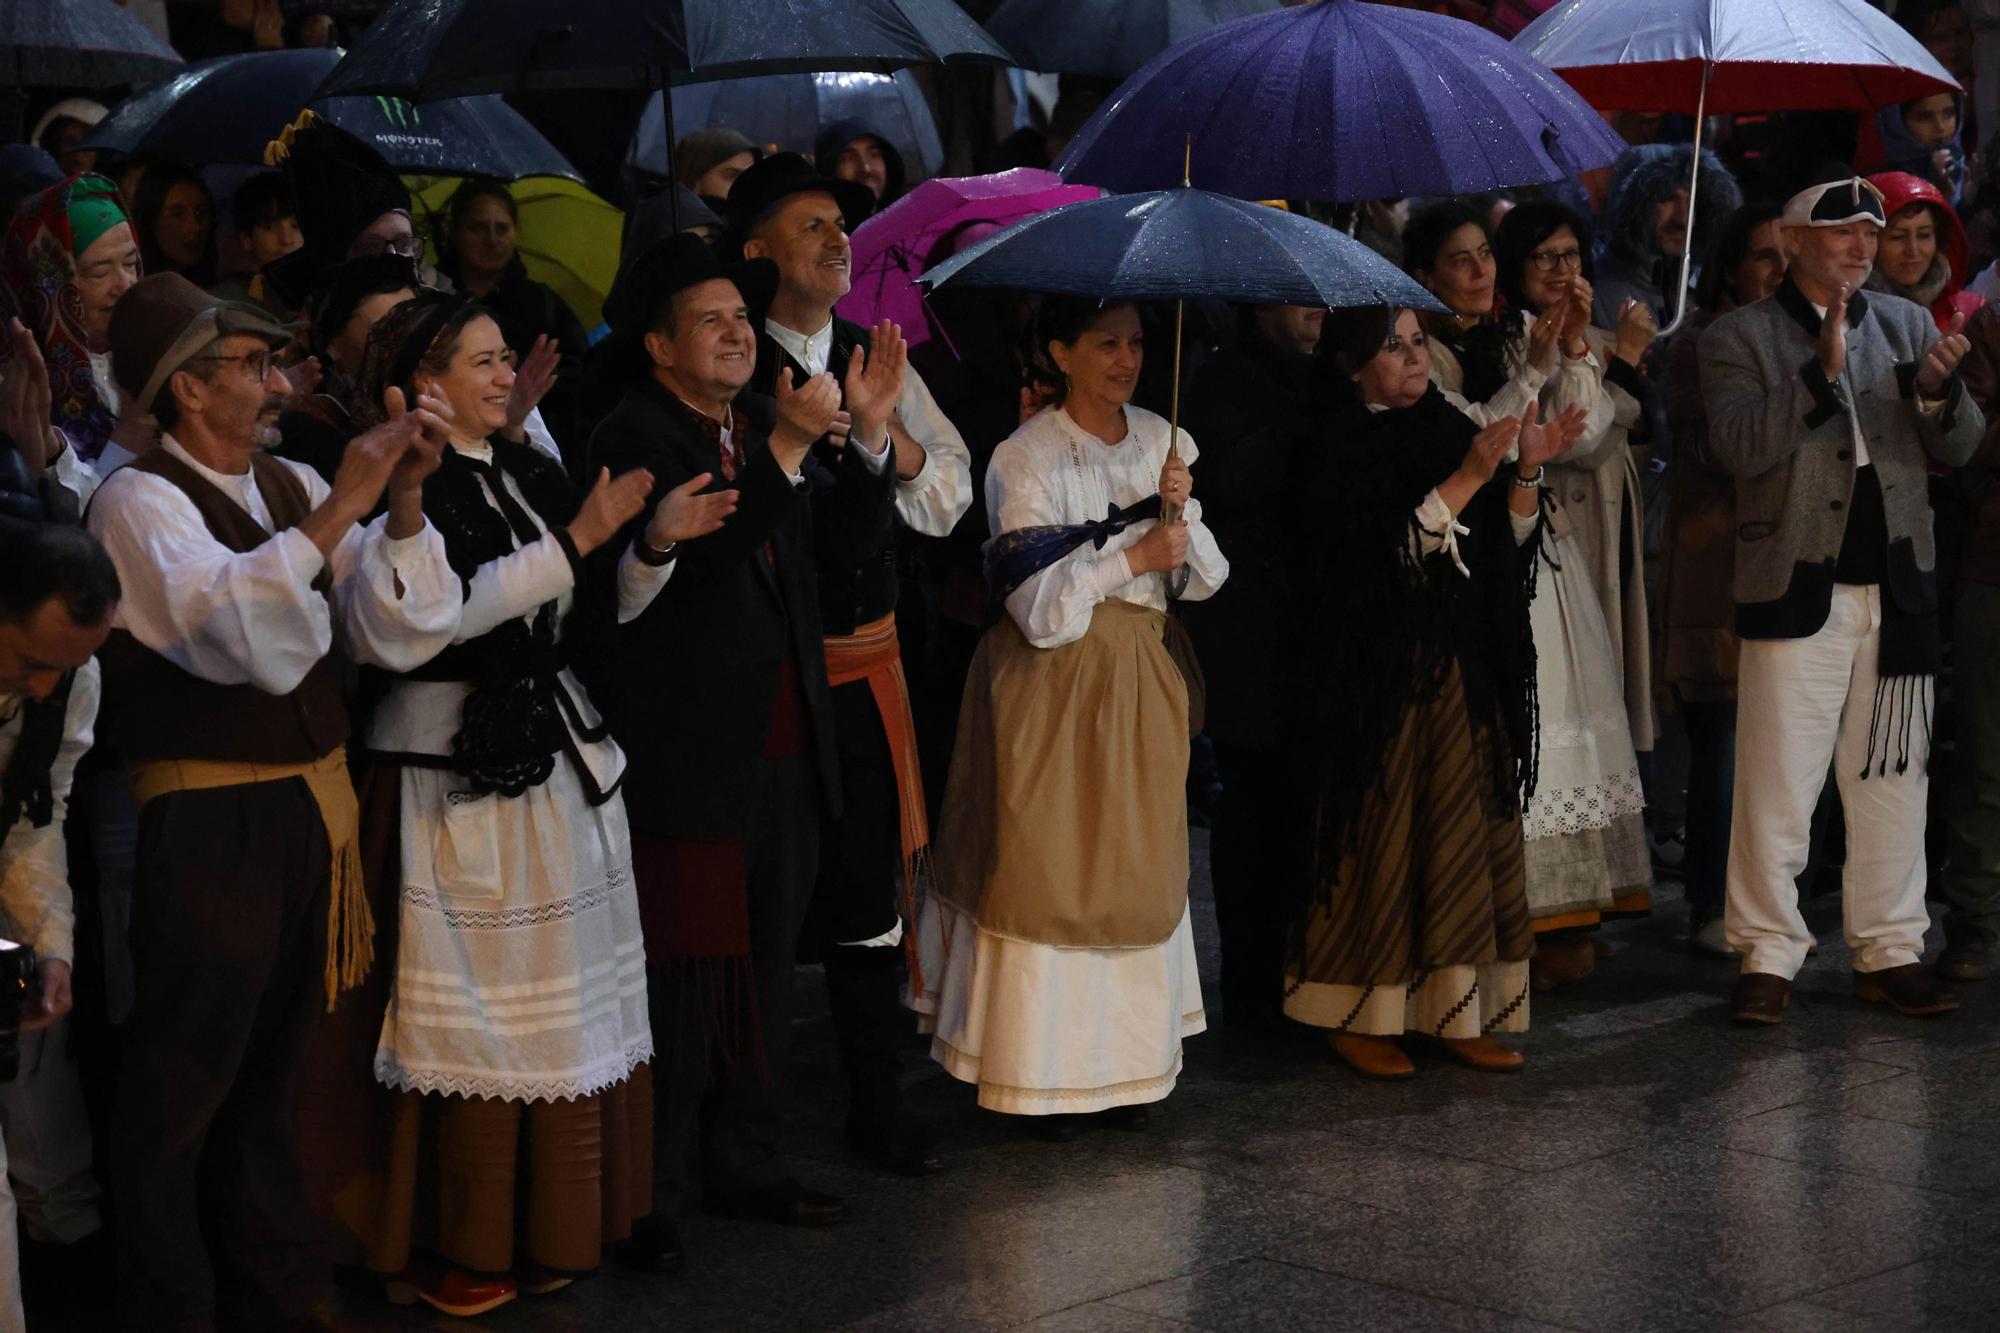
[724,151,875,244]
[601,232,778,377]
[261,112,415,309]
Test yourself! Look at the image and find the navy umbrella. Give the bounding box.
[924,184,1445,545]
[984,0,1282,81]
[0,0,182,91]
[84,52,581,181]
[1054,0,1626,202]
[629,69,946,181]
[314,0,1011,100]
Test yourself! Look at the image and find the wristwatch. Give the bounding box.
[634,536,679,567]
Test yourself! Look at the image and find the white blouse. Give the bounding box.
[986,404,1228,650]
[1431,312,1602,430]
[88,435,461,694]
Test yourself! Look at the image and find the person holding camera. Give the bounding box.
[0,518,121,1333]
[85,273,463,1331]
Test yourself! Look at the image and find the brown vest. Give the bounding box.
[97,449,350,765]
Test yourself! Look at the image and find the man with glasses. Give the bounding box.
[85,274,464,1330]
[263,114,440,312]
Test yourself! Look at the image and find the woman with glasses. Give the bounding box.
[1488,200,1658,989]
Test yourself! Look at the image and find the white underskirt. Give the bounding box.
[905,896,1206,1116]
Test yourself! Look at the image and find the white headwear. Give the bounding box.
[1782,175,1888,229]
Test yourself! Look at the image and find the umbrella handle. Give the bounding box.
[1657,63,1711,341]
[1164,292,1190,599]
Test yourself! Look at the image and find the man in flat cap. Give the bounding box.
[1701,170,1983,1025]
[85,273,462,1330]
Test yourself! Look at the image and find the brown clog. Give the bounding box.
[1855,964,1960,1017]
[1438,1036,1526,1072]
[1731,971,1791,1026]
[1329,1033,1416,1080]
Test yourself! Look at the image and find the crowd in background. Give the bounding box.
[0,0,1997,1330]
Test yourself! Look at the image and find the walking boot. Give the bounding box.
[1855,964,1961,1017]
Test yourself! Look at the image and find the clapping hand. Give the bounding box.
[505,335,561,436]
[1818,284,1852,380]
[568,465,656,557]
[384,389,455,492]
[1518,401,1588,470]
[772,366,842,472]
[1917,310,1971,398]
[2,317,56,478]
[1613,298,1657,367]
[844,319,907,447]
[645,471,739,547]
[1459,416,1523,486]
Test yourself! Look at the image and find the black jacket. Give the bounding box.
[1178,332,1318,752]
[585,377,892,839]
[747,317,902,635]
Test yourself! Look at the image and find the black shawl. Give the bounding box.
[1284,384,1541,930]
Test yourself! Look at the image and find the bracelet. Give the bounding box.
[1512,467,1545,489]
[634,536,679,567]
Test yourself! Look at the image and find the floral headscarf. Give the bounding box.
[0,174,136,461]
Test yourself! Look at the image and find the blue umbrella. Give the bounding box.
[984,0,1281,81]
[0,0,181,92]
[629,69,945,180]
[85,51,582,181]
[1054,0,1627,202]
[922,187,1444,311]
[924,186,1444,535]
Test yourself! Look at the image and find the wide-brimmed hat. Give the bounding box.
[605,231,779,337]
[1783,170,1888,230]
[110,272,292,418]
[724,151,875,244]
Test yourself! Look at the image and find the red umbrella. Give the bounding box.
[1515,0,1959,333]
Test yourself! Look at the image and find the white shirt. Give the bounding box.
[987,404,1228,649]
[763,315,975,536]
[87,435,461,694]
[0,661,97,967]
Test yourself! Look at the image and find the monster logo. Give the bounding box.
[376,97,421,130]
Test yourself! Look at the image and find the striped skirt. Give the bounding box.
[1284,664,1535,1038]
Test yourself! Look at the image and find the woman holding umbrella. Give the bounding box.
[913,294,1227,1134]
[1283,306,1583,1080]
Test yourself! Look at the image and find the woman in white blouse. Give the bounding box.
[911,295,1228,1136]
[336,293,732,1314]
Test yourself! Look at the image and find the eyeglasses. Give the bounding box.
[191,348,275,382]
[1529,247,1585,273]
[353,233,427,263]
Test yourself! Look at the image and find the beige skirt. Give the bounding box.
[935,599,1189,949]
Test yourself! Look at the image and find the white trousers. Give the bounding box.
[0,1018,101,1244]
[1725,585,1933,979]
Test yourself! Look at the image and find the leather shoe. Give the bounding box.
[1530,935,1597,992]
[847,1112,946,1177]
[1731,972,1791,1026]
[516,1262,574,1296]
[703,1179,848,1227]
[392,1254,518,1317]
[1855,964,1961,1017]
[1102,1103,1151,1131]
[1330,1033,1416,1080]
[1439,1036,1525,1072]
[1035,1114,1083,1142]
[610,1214,684,1275]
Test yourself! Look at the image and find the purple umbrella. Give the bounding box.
[1054,0,1626,202]
[837,168,1099,350]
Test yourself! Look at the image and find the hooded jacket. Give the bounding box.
[1863,170,1983,331]
[1871,94,1968,206]
[1592,144,1743,329]
[814,119,907,212]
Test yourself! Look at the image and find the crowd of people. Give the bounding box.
[0,1,1997,1329]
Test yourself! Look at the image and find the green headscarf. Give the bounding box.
[65,174,128,258]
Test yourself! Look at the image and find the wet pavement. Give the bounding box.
[48,832,2000,1331]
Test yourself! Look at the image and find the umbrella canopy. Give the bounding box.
[1054,0,1626,203]
[630,69,945,179]
[85,51,583,181]
[984,0,1282,81]
[314,0,1012,100]
[0,0,182,90]
[839,168,1101,344]
[921,186,1445,312]
[408,174,623,329]
[1514,0,1959,113]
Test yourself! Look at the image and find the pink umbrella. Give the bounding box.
[837,167,1100,351]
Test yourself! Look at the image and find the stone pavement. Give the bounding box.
[46,832,2000,1331]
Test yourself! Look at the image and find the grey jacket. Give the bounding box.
[1698,278,1982,639]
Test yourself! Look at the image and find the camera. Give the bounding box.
[0,938,38,1083]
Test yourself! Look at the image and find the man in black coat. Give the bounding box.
[1179,301,1324,1031]
[731,154,969,1178]
[586,233,901,1264]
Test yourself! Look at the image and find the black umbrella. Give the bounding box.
[984,0,1281,80]
[0,0,183,138]
[314,0,1013,225]
[84,51,582,182]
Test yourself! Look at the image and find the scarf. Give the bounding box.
[0,175,134,462]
